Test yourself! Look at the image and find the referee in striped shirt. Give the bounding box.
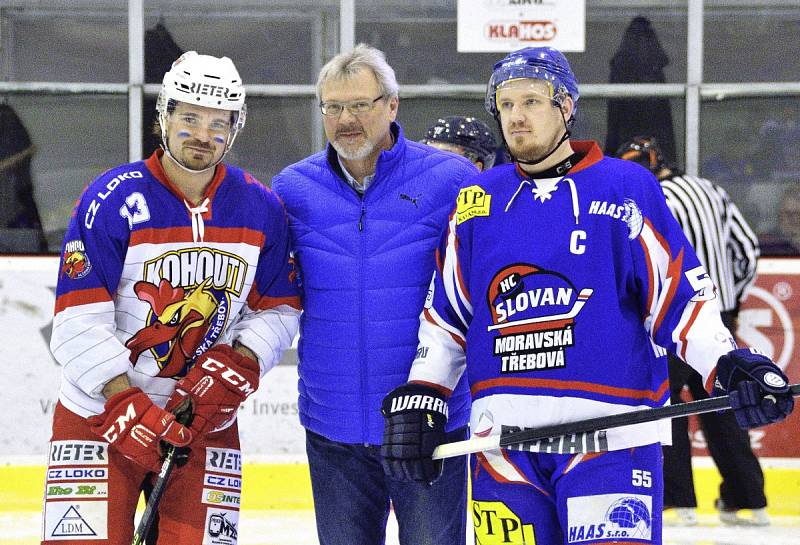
[616,136,768,526]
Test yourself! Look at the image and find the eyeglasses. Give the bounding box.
[319,95,385,117]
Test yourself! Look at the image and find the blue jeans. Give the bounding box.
[305,428,468,545]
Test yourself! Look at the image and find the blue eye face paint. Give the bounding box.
[212,136,226,144]
[177,130,192,138]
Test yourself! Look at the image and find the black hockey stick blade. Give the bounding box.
[131,397,194,545]
[432,383,800,460]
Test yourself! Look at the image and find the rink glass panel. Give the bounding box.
[704,4,800,83]
[143,3,328,85]
[355,2,688,85]
[0,6,128,82]
[396,98,497,144]
[396,97,686,166]
[1,94,128,252]
[570,97,686,159]
[0,94,314,254]
[226,97,316,187]
[700,97,800,240]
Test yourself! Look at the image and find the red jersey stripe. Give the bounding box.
[246,284,301,311]
[678,300,705,361]
[54,287,112,314]
[129,226,265,247]
[471,377,670,404]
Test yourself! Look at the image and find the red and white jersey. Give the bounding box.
[51,151,300,418]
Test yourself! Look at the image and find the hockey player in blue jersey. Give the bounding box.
[381,47,794,544]
[42,52,300,544]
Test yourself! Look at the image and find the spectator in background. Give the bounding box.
[0,102,47,252]
[271,44,477,545]
[143,22,184,157]
[421,115,498,172]
[756,105,800,182]
[616,135,769,526]
[605,16,677,165]
[760,183,800,256]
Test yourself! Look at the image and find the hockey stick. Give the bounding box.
[432,383,800,460]
[131,398,193,545]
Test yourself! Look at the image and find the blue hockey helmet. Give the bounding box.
[422,116,499,169]
[485,47,579,122]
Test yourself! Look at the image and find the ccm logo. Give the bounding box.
[202,358,255,396]
[487,21,557,42]
[102,402,137,443]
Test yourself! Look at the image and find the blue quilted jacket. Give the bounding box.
[272,123,476,444]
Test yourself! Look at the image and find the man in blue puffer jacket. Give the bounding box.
[271,43,477,545]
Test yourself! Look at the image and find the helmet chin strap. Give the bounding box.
[505,105,572,168]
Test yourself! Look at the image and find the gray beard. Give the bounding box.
[332,138,375,161]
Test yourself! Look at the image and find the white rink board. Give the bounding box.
[0,256,306,458]
[3,256,797,458]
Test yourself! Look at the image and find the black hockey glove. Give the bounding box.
[712,348,794,429]
[381,383,448,485]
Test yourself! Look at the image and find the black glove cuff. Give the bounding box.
[381,383,449,421]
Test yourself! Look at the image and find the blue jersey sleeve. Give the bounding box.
[628,169,735,384]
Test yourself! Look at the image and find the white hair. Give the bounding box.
[316,43,399,102]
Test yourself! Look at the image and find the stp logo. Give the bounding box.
[737,285,794,371]
[486,20,557,42]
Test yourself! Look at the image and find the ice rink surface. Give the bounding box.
[3,510,798,545]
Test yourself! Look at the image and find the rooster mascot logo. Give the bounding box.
[126,277,229,377]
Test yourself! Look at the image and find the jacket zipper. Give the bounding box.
[358,200,368,442]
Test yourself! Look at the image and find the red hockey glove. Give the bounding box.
[88,387,192,472]
[165,344,260,437]
[381,383,448,485]
[712,348,794,429]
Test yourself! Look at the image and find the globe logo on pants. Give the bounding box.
[605,497,651,537]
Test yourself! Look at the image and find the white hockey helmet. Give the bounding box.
[157,51,247,172]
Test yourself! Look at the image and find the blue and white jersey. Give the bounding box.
[51,151,300,418]
[409,141,735,452]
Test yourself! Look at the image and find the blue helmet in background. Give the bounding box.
[484,47,579,123]
[422,116,499,169]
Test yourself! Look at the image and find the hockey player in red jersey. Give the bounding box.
[381,47,794,544]
[41,52,300,544]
